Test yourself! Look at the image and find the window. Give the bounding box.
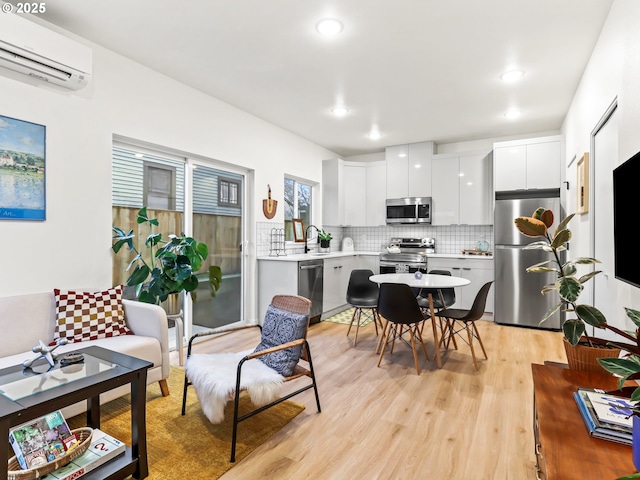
[144,163,176,210]
[284,177,312,241]
[218,177,240,207]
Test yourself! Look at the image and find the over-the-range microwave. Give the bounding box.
[386,197,432,225]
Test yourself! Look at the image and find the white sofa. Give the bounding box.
[0,292,171,417]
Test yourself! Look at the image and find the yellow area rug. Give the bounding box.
[68,366,305,479]
[323,307,373,327]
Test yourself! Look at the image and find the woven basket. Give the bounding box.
[563,338,621,375]
[7,427,93,480]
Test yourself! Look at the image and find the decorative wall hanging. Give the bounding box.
[577,153,589,214]
[262,184,278,219]
[0,114,46,220]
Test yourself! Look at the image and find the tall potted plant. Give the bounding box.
[112,207,222,311]
[514,207,639,372]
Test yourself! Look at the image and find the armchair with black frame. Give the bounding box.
[181,294,321,462]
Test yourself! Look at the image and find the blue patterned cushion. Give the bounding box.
[253,304,309,376]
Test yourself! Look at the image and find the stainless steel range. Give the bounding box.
[380,237,434,274]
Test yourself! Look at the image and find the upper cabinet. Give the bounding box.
[323,159,381,227]
[385,141,435,198]
[493,135,563,191]
[431,150,493,225]
[365,161,386,226]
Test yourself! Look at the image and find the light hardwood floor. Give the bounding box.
[170,316,566,479]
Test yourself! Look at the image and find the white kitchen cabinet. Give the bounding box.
[431,150,492,225]
[366,161,386,226]
[343,163,366,226]
[322,159,366,226]
[459,152,492,224]
[431,155,460,225]
[494,135,562,191]
[357,254,380,274]
[408,142,434,198]
[322,256,357,316]
[385,144,409,198]
[322,158,343,226]
[386,141,435,198]
[257,260,299,321]
[427,257,494,312]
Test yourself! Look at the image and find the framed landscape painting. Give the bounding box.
[0,114,46,220]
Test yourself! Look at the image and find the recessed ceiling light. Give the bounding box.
[500,70,525,82]
[414,164,421,169]
[316,18,343,36]
[368,130,381,140]
[398,153,407,158]
[504,109,522,119]
[331,106,349,116]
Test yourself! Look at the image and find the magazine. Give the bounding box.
[581,389,634,429]
[8,410,78,470]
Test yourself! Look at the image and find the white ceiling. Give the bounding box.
[37,0,613,157]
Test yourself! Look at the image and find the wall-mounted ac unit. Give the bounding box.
[0,13,92,90]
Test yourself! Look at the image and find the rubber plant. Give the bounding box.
[597,308,640,404]
[514,208,638,351]
[112,207,222,305]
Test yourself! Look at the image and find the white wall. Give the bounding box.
[0,17,337,322]
[562,0,640,332]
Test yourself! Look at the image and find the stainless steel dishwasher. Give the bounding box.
[298,259,324,324]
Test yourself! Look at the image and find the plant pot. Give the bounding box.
[319,239,330,253]
[162,292,183,316]
[563,337,621,375]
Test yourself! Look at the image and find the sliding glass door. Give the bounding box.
[190,163,243,332]
[112,143,245,347]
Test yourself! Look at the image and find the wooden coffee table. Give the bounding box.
[0,346,152,480]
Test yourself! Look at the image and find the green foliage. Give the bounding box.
[318,229,333,241]
[112,207,222,306]
[514,208,638,351]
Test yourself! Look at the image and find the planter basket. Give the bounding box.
[8,427,93,480]
[563,338,621,375]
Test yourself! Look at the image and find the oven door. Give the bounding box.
[379,262,427,274]
[379,262,396,274]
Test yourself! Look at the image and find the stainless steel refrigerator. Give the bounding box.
[494,190,564,330]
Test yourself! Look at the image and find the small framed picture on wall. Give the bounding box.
[577,153,589,214]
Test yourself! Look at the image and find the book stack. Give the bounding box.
[574,387,635,446]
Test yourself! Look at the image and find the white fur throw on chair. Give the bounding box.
[185,351,285,424]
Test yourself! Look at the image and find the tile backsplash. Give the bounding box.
[256,222,493,256]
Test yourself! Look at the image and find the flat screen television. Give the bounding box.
[613,150,640,288]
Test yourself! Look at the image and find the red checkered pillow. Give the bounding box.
[52,286,132,344]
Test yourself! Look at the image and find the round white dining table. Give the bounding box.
[369,273,470,289]
[369,273,471,368]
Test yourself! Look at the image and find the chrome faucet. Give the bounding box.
[304,224,319,253]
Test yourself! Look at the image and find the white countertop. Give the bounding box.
[428,253,494,260]
[257,251,493,261]
[257,251,380,261]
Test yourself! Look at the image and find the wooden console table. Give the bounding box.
[532,363,637,479]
